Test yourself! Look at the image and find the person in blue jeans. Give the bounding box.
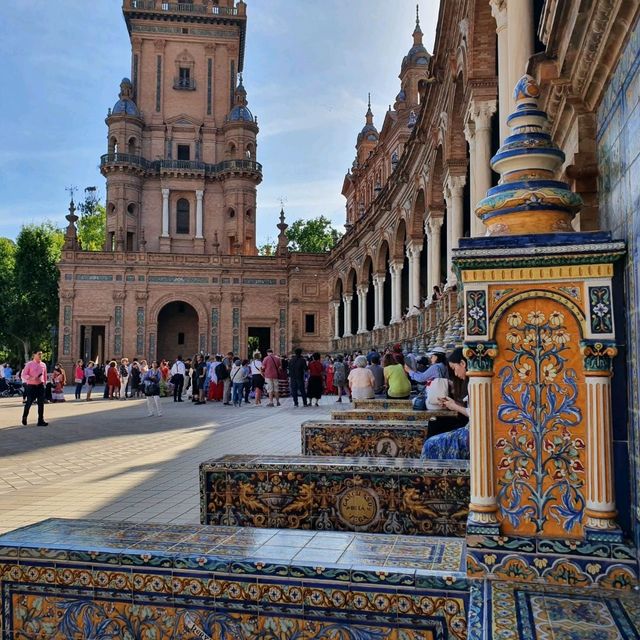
[230,359,248,407]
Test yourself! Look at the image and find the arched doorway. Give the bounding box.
[157,301,199,361]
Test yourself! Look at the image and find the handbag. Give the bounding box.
[74,378,83,384]
[426,377,450,410]
[145,382,160,396]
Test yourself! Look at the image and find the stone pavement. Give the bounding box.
[0,389,333,534]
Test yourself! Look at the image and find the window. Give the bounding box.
[126,232,134,252]
[178,332,185,345]
[305,314,316,334]
[176,199,190,234]
[177,144,190,161]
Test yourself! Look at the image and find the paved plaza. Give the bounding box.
[0,389,333,535]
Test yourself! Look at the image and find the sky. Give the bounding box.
[0,1,439,246]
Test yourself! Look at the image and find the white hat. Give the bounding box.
[427,346,447,356]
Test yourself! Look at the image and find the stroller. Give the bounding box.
[0,378,23,398]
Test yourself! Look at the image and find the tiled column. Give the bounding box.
[389,261,403,324]
[161,188,170,237]
[195,189,204,238]
[582,341,621,537]
[490,0,509,143]
[426,215,443,292]
[445,176,466,287]
[342,294,353,337]
[357,285,368,334]
[465,343,499,530]
[407,242,422,316]
[332,301,341,340]
[373,274,385,329]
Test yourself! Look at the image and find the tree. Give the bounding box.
[4,223,63,363]
[77,189,106,251]
[257,237,276,256]
[0,238,16,359]
[286,216,343,253]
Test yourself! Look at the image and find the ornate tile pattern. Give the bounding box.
[301,420,430,457]
[0,519,470,639]
[352,399,413,409]
[465,532,638,590]
[200,455,469,537]
[479,581,640,640]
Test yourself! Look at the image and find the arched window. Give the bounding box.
[109,137,118,154]
[128,137,137,154]
[176,198,190,234]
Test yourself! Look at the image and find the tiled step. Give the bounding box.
[301,419,429,457]
[0,518,471,639]
[352,398,412,409]
[331,408,455,422]
[200,454,469,536]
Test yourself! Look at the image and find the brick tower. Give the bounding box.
[102,0,261,256]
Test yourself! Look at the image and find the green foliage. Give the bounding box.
[257,237,276,256]
[285,216,342,253]
[77,191,106,251]
[1,223,63,363]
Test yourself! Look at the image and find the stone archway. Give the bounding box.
[157,301,199,361]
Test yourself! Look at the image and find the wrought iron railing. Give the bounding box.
[173,77,196,91]
[128,0,239,16]
[100,154,262,177]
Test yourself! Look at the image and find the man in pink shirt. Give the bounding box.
[262,348,281,407]
[21,349,48,427]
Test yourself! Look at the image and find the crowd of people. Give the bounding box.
[10,343,471,462]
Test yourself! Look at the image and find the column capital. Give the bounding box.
[445,174,466,198]
[196,189,204,199]
[372,273,386,287]
[406,242,422,259]
[464,342,498,374]
[356,285,369,296]
[331,300,341,310]
[161,188,170,197]
[426,215,444,234]
[580,340,617,374]
[342,294,353,304]
[469,99,497,131]
[490,0,507,29]
[464,121,476,144]
[389,261,403,276]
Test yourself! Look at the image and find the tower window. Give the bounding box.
[176,198,190,234]
[174,66,195,90]
[177,144,190,161]
[178,332,185,345]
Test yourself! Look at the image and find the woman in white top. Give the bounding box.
[250,351,264,405]
[347,355,375,400]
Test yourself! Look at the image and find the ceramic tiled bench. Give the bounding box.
[0,518,471,639]
[301,419,430,457]
[200,454,470,537]
[331,408,455,422]
[352,398,413,409]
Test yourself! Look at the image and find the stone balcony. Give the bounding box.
[125,0,242,17]
[100,153,262,182]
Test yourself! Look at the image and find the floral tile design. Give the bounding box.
[301,419,430,457]
[485,581,640,640]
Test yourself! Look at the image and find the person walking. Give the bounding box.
[73,359,84,400]
[195,354,207,404]
[20,349,48,426]
[170,355,186,402]
[332,355,348,403]
[222,351,234,405]
[288,348,308,407]
[241,359,252,404]
[262,348,281,407]
[307,352,324,407]
[143,360,163,416]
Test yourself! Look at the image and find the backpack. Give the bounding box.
[215,362,229,380]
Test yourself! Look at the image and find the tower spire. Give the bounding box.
[413,4,423,44]
[365,93,373,125]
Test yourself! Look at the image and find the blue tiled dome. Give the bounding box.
[112,78,139,116]
[357,123,379,144]
[228,105,254,122]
